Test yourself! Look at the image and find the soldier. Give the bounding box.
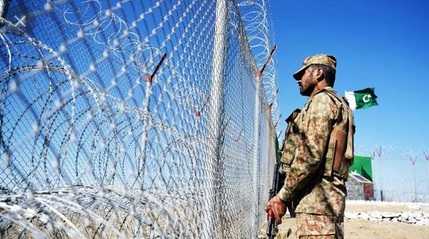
[265,54,355,239]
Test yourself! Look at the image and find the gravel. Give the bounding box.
[345,200,429,225]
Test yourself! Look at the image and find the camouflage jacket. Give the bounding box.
[277,87,354,218]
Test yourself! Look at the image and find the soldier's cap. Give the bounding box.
[293,54,337,80]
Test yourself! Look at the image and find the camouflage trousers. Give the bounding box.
[258,213,344,239]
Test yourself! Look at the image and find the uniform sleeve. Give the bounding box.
[277,93,337,202]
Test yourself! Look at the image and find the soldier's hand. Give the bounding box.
[265,196,287,224]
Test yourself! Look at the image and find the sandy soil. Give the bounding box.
[261,201,429,239]
[274,218,429,239]
[345,219,429,239]
[345,201,429,239]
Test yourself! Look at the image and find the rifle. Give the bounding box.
[267,135,286,239]
[267,109,300,238]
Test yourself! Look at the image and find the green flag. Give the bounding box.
[345,88,378,110]
[349,155,373,181]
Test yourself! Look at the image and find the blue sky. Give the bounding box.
[270,0,429,200]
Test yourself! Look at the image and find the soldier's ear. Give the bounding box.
[312,67,324,81]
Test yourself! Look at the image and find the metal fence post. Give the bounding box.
[252,46,275,237]
[204,0,228,238]
[252,72,262,237]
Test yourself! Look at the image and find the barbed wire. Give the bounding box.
[352,144,429,203]
[0,0,278,238]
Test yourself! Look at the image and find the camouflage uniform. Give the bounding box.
[276,55,354,239]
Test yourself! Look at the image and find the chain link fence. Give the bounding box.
[0,0,278,238]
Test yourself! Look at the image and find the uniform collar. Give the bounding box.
[310,86,335,98]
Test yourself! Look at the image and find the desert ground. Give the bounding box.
[261,200,429,239]
[344,200,429,239]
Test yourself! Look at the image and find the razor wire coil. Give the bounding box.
[0,0,278,238]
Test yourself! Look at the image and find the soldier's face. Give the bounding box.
[296,67,317,96]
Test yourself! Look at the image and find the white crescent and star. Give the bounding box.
[362,94,372,103]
